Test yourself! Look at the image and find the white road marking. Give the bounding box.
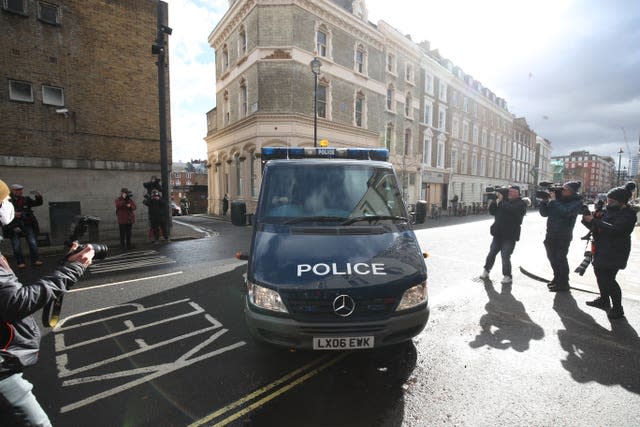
[68,271,183,293]
[172,218,218,238]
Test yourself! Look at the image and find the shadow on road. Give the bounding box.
[469,279,544,352]
[553,293,640,394]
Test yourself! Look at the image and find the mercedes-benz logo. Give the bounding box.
[333,294,355,317]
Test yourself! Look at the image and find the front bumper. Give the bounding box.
[244,299,429,350]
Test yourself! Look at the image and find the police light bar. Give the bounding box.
[260,147,389,161]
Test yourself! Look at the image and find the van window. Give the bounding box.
[259,164,404,222]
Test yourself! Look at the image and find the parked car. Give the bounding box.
[170,201,181,216]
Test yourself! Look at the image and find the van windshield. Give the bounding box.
[258,163,405,224]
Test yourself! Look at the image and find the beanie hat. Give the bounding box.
[607,182,636,204]
[121,188,129,193]
[509,185,520,192]
[563,181,581,193]
[0,180,9,201]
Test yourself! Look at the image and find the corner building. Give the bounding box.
[206,0,517,215]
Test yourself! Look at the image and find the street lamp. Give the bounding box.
[310,57,322,147]
[617,147,624,185]
[152,1,172,238]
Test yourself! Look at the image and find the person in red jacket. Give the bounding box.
[115,188,136,250]
[0,179,95,426]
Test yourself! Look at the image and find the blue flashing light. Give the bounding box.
[260,147,389,162]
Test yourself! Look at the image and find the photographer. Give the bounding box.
[539,181,583,292]
[143,189,168,243]
[480,186,527,284]
[115,188,136,250]
[0,179,95,426]
[581,182,637,319]
[3,184,43,269]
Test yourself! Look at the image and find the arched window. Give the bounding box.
[223,90,230,125]
[386,84,394,111]
[221,44,229,72]
[238,26,247,56]
[239,78,248,117]
[385,122,394,150]
[235,153,243,197]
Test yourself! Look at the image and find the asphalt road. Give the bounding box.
[13,214,640,426]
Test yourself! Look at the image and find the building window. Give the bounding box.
[8,80,33,102]
[404,128,412,155]
[451,149,458,173]
[462,122,469,142]
[250,150,257,197]
[316,25,329,57]
[438,108,446,131]
[472,153,478,175]
[452,91,458,107]
[386,84,394,111]
[42,85,64,106]
[463,96,469,113]
[423,99,432,125]
[235,154,243,196]
[355,91,365,127]
[38,1,59,24]
[317,83,327,118]
[354,44,366,74]
[462,152,468,174]
[425,73,434,95]
[3,0,26,14]
[423,133,432,165]
[452,117,459,139]
[386,52,395,74]
[437,138,445,168]
[385,122,394,150]
[223,90,230,125]
[238,27,247,56]
[405,92,412,118]
[473,125,479,144]
[239,79,248,117]
[438,81,447,102]
[405,63,413,83]
[221,44,229,72]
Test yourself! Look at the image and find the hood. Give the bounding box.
[249,224,426,292]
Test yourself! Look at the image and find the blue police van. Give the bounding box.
[237,147,429,350]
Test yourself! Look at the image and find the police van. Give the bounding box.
[236,146,429,350]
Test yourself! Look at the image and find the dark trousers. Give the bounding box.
[10,224,40,264]
[593,267,622,308]
[119,224,132,249]
[484,236,516,277]
[544,237,572,285]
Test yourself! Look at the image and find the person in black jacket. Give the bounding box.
[539,181,583,292]
[480,186,527,285]
[143,189,168,243]
[3,184,44,269]
[581,182,637,319]
[0,179,95,426]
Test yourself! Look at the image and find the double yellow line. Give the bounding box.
[188,352,350,427]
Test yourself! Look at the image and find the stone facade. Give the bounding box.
[205,0,520,214]
[1,0,171,242]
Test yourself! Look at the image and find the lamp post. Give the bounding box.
[151,1,172,237]
[310,57,322,147]
[617,147,624,185]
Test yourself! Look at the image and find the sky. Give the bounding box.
[167,0,640,171]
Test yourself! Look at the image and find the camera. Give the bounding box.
[574,250,593,276]
[64,215,109,261]
[535,181,564,200]
[580,204,592,216]
[484,185,509,201]
[143,176,162,196]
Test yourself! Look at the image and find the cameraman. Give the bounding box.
[581,182,637,319]
[480,186,527,284]
[539,181,583,292]
[115,188,136,250]
[3,184,43,269]
[0,179,95,426]
[143,189,168,243]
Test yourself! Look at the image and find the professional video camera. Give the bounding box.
[535,181,565,200]
[574,249,593,276]
[484,185,509,201]
[64,215,109,261]
[143,176,162,196]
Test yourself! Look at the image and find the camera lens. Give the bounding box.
[91,243,109,260]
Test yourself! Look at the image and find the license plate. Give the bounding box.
[313,336,374,350]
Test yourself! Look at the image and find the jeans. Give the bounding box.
[484,236,516,277]
[10,224,40,265]
[0,372,52,427]
[544,237,572,285]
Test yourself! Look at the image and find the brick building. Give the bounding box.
[205,0,524,215]
[170,160,208,214]
[0,0,170,243]
[551,151,616,198]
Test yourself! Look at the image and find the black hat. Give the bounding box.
[563,181,581,193]
[607,182,636,204]
[509,185,520,192]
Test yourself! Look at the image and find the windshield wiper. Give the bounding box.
[341,215,408,225]
[284,216,349,225]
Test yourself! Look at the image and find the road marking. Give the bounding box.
[189,352,349,427]
[89,250,175,274]
[55,299,246,413]
[68,271,183,293]
[173,218,218,238]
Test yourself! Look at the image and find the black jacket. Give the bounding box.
[582,206,637,269]
[539,195,583,239]
[489,197,527,241]
[0,254,85,374]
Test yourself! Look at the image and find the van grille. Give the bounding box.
[283,290,397,322]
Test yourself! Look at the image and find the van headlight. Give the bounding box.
[396,282,427,311]
[247,281,288,313]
